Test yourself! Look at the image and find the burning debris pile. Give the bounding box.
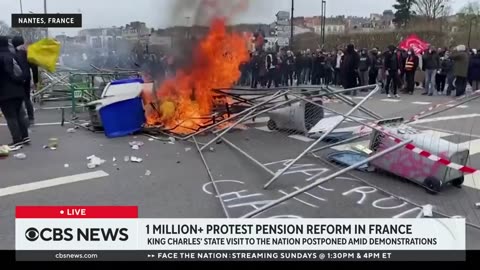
[143,18,250,135]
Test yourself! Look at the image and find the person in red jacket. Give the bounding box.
[404,48,419,95]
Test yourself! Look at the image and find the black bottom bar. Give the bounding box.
[15,250,466,262]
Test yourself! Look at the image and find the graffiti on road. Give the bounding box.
[202,159,424,218]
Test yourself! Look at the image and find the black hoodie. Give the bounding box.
[12,36,39,85]
[341,44,360,77]
[0,36,25,101]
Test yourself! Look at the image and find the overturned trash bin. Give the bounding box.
[369,119,469,193]
[266,99,324,134]
[86,79,149,138]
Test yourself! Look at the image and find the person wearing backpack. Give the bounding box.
[0,36,30,149]
[12,36,38,125]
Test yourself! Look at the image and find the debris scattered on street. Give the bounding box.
[216,140,223,144]
[87,155,105,169]
[80,123,90,128]
[64,164,69,168]
[43,145,48,149]
[168,137,175,144]
[209,147,215,152]
[48,138,58,148]
[476,203,480,209]
[132,145,140,150]
[185,147,191,152]
[148,138,155,142]
[0,145,10,157]
[14,153,27,160]
[176,161,181,164]
[145,170,152,176]
[131,156,143,163]
[50,147,57,151]
[113,163,117,167]
[422,204,433,217]
[113,157,116,162]
[129,141,144,147]
[66,128,76,133]
[124,156,130,162]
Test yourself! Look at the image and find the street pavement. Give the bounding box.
[1,90,480,250]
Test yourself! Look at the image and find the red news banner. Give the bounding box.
[16,206,138,219]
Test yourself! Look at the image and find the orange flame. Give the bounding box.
[143,18,250,134]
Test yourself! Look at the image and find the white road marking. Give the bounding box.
[244,117,270,124]
[255,126,274,132]
[411,114,480,124]
[381,99,401,102]
[463,173,480,190]
[0,171,109,198]
[288,135,315,142]
[447,104,469,109]
[458,139,480,155]
[413,125,480,138]
[0,122,68,126]
[412,102,432,105]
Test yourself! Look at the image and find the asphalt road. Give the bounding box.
[1,90,480,250]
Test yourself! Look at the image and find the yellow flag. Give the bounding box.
[27,38,61,73]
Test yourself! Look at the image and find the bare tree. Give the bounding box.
[0,21,11,36]
[413,0,451,20]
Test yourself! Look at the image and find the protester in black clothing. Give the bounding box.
[285,50,295,86]
[0,36,29,148]
[265,51,278,88]
[311,50,324,85]
[358,48,370,88]
[324,53,334,85]
[341,44,360,95]
[404,48,419,95]
[436,53,451,95]
[250,52,260,88]
[11,36,38,124]
[295,51,303,85]
[384,45,401,98]
[303,50,313,84]
[396,49,407,91]
[369,48,380,85]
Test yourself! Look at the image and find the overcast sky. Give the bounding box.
[0,0,472,36]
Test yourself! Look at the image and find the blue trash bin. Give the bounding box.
[99,97,146,138]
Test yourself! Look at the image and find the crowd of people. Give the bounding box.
[238,43,480,98]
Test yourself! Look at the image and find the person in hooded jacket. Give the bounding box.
[12,36,38,124]
[450,45,470,97]
[358,48,370,87]
[341,44,360,95]
[468,50,480,90]
[384,45,401,98]
[0,36,30,148]
[369,48,381,85]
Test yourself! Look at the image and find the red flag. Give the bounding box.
[398,34,430,55]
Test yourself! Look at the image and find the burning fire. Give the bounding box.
[143,18,250,134]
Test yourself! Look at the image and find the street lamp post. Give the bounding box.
[290,0,294,49]
[321,0,326,45]
[468,16,477,49]
[19,0,23,14]
[44,0,48,37]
